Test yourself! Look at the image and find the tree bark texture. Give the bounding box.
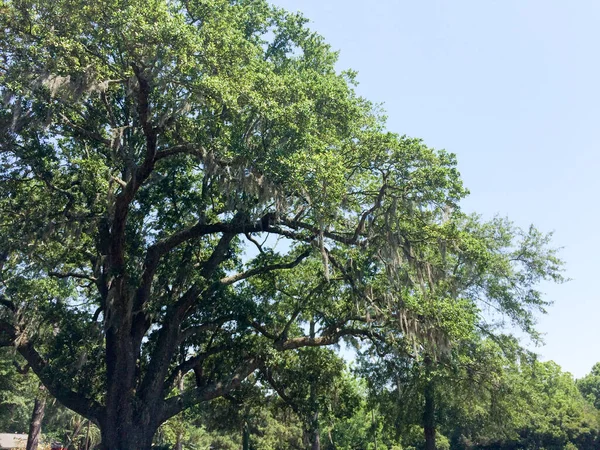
[310,428,321,450]
[423,378,436,450]
[26,390,46,450]
[243,421,250,450]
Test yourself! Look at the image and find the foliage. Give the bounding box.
[578,363,600,410]
[0,0,569,448]
[0,0,478,443]
[0,349,35,433]
[359,336,600,450]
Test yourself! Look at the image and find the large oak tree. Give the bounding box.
[0,0,562,448]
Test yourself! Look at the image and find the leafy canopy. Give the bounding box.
[0,0,564,445]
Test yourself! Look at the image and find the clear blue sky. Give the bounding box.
[270,0,600,378]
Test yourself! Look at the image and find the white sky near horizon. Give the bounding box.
[268,0,600,378]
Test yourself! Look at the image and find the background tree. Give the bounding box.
[355,213,565,449]
[0,348,37,433]
[578,363,600,411]
[359,337,600,450]
[260,347,361,449]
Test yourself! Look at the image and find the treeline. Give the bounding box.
[3,344,600,450]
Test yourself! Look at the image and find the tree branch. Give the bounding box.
[279,218,368,247]
[249,321,279,341]
[163,344,230,393]
[0,295,16,312]
[48,271,97,282]
[275,327,383,351]
[177,316,236,345]
[0,319,16,346]
[58,113,112,147]
[261,366,303,417]
[17,340,102,421]
[219,248,312,286]
[137,232,237,405]
[154,143,204,162]
[161,358,260,422]
[135,213,275,315]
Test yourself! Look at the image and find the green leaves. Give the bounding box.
[0,0,568,445]
[578,362,600,411]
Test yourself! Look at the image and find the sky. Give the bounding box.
[269,0,600,378]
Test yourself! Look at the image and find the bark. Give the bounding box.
[423,377,436,450]
[173,374,185,450]
[26,389,46,450]
[85,420,91,450]
[99,424,156,450]
[99,338,160,450]
[372,409,378,450]
[302,425,320,450]
[308,320,320,450]
[242,421,250,450]
[100,301,159,450]
[64,419,83,449]
[173,434,183,450]
[310,428,321,450]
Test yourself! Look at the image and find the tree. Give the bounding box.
[0,0,477,447]
[25,386,46,450]
[502,360,599,450]
[578,363,600,410]
[360,336,600,450]
[260,347,361,449]
[356,213,566,449]
[0,348,35,433]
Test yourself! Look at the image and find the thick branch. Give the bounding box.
[249,321,279,341]
[108,65,158,273]
[135,213,275,314]
[154,143,203,162]
[58,113,112,147]
[48,271,97,282]
[161,358,260,422]
[219,248,311,286]
[138,233,237,406]
[0,319,16,346]
[280,218,367,247]
[0,295,16,312]
[177,316,236,345]
[261,367,303,417]
[133,65,158,186]
[17,340,102,421]
[275,327,383,351]
[159,326,383,421]
[163,344,230,393]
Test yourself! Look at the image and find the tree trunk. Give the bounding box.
[173,434,183,450]
[98,355,161,450]
[372,409,378,450]
[26,389,46,450]
[310,427,320,450]
[242,421,250,450]
[308,320,320,450]
[85,420,91,450]
[173,372,185,450]
[423,377,436,450]
[101,352,157,449]
[100,284,159,450]
[99,421,157,450]
[64,418,85,449]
